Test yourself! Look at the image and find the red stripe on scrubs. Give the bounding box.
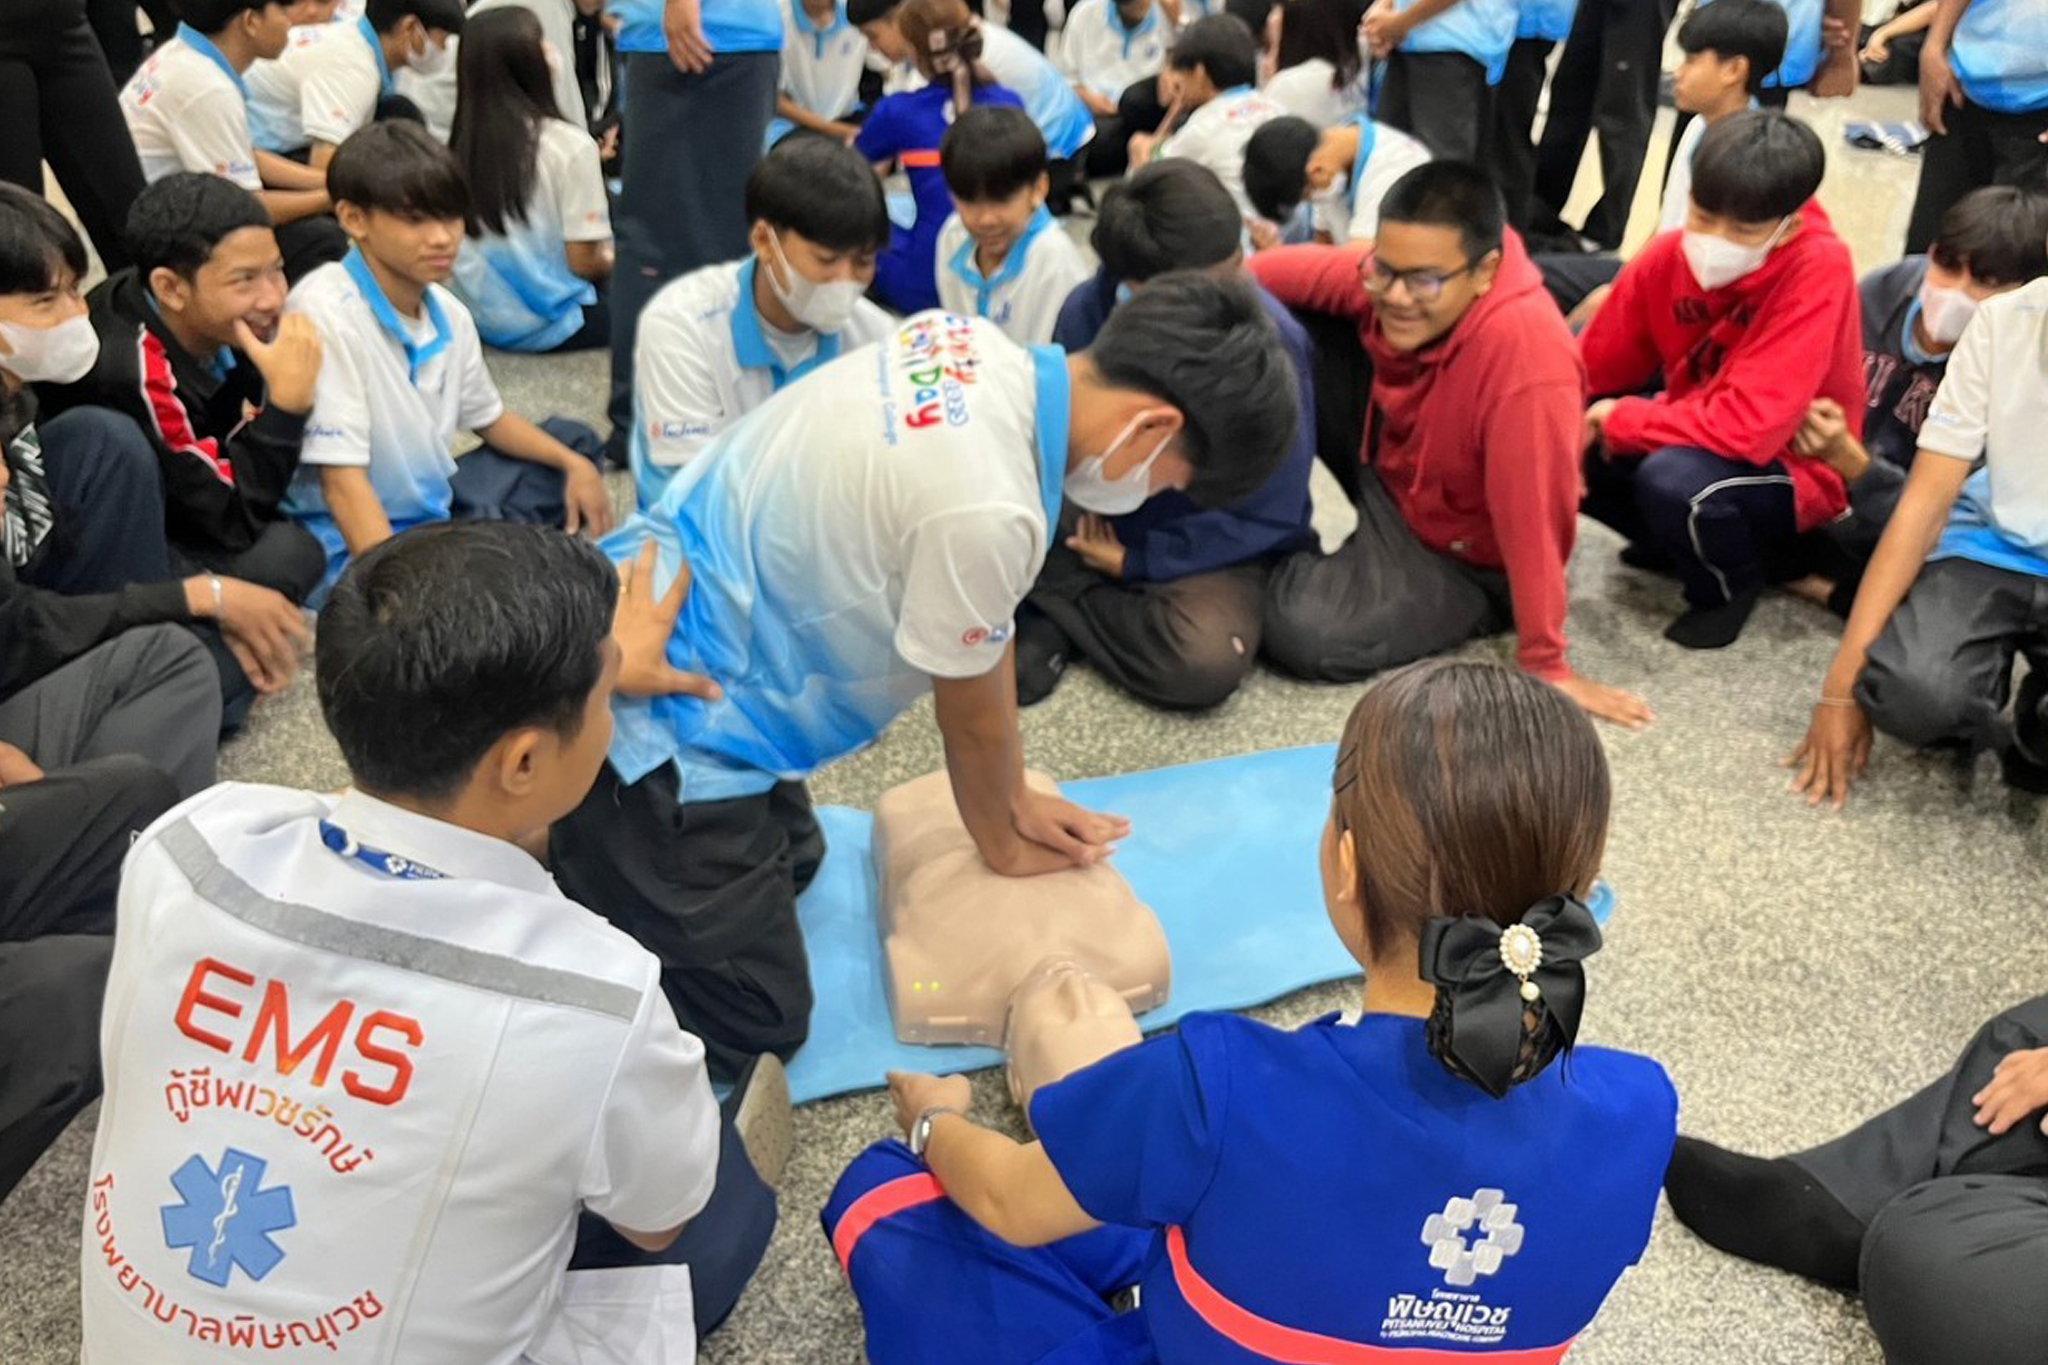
[831,1172,947,1274]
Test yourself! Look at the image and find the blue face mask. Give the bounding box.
[1114,280,1134,306]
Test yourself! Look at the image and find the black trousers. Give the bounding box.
[0,3,145,273]
[552,765,825,1086]
[1856,556,2048,755]
[1904,95,2048,254]
[1581,445,1799,609]
[174,517,328,607]
[1492,37,1555,230]
[1532,0,1680,249]
[1532,249,1622,317]
[83,0,172,84]
[1379,50,1493,166]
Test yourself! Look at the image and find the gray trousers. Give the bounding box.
[1856,556,2048,753]
[0,623,220,798]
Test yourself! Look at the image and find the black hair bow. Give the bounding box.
[1417,895,1603,1099]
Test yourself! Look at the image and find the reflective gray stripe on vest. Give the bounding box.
[158,816,643,1023]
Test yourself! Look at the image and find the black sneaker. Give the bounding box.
[1014,610,1072,707]
[2002,667,2048,794]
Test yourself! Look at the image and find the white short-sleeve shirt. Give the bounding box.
[1262,56,1368,129]
[1058,0,1169,101]
[120,28,263,191]
[779,0,867,120]
[1155,85,1287,220]
[935,207,1093,345]
[1917,276,2048,571]
[629,256,896,506]
[81,783,720,1365]
[1310,118,1433,244]
[245,18,389,153]
[450,119,615,353]
[285,256,505,525]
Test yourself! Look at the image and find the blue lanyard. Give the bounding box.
[343,247,453,383]
[320,821,447,880]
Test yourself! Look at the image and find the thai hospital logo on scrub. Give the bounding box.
[1380,1188,1523,1347]
[891,315,980,431]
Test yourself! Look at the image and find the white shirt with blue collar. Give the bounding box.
[1058,0,1169,102]
[778,0,866,121]
[935,206,1093,346]
[120,24,263,191]
[245,17,392,154]
[1156,84,1287,219]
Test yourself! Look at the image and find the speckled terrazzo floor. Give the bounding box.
[7,77,2035,1365]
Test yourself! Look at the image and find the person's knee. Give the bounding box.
[1630,447,1718,529]
[1856,639,1987,748]
[822,1140,926,1241]
[39,406,160,501]
[1861,1177,2048,1365]
[74,752,183,832]
[1147,624,1256,710]
[1260,557,1341,679]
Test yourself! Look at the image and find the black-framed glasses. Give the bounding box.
[1360,256,1482,303]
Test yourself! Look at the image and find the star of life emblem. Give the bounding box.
[161,1148,297,1288]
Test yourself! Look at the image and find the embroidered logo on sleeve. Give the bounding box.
[161,1148,297,1288]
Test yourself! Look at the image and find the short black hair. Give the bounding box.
[1242,116,1321,225]
[125,173,272,280]
[1223,0,1274,46]
[846,0,899,25]
[1093,160,1243,283]
[0,182,88,296]
[1929,186,2048,287]
[941,105,1046,202]
[1676,0,1788,95]
[1089,271,1299,509]
[1168,14,1259,92]
[1689,109,1824,223]
[328,120,471,222]
[366,0,466,33]
[1378,160,1505,261]
[173,0,282,32]
[317,521,617,802]
[745,134,891,253]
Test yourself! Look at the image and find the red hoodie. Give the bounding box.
[1578,201,1862,531]
[1249,230,1585,681]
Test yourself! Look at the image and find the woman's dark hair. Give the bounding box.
[0,183,88,297]
[1089,271,1298,508]
[898,0,997,111]
[1274,0,1366,91]
[125,172,272,280]
[1379,160,1506,261]
[328,120,471,223]
[450,7,559,236]
[941,105,1047,202]
[1092,160,1243,283]
[1167,13,1258,91]
[1243,116,1322,225]
[1689,109,1824,223]
[317,521,617,802]
[1674,0,1788,96]
[746,135,892,253]
[1332,661,1612,1089]
[1929,186,2048,287]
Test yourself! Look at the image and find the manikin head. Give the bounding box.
[329,121,472,294]
[745,135,890,334]
[1365,161,1506,353]
[127,173,287,354]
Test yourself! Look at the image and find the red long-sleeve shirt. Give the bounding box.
[1250,231,1585,680]
[1578,202,1862,532]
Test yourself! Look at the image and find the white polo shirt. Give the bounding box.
[936,206,1093,345]
[779,0,867,120]
[450,119,614,353]
[120,25,263,191]
[81,783,719,1365]
[285,252,505,527]
[1156,84,1286,220]
[629,256,895,506]
[1262,56,1368,129]
[1310,117,1433,244]
[246,17,391,154]
[1058,0,1169,102]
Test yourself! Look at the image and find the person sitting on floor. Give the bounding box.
[1021,158,1316,711]
[446,6,615,355]
[1260,0,1373,130]
[1056,0,1170,178]
[244,0,465,167]
[936,106,1093,346]
[630,133,894,508]
[1130,14,1286,220]
[1242,112,1434,248]
[282,121,611,598]
[1250,161,1653,727]
[772,0,870,144]
[825,658,1677,1365]
[1579,110,1862,650]
[78,518,787,1364]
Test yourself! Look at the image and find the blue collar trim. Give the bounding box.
[343,247,453,383]
[1344,113,1377,213]
[946,205,1054,318]
[793,0,849,52]
[178,23,249,99]
[1028,343,1070,530]
[357,15,396,96]
[1900,299,1942,367]
[1107,1,1158,53]
[732,257,840,389]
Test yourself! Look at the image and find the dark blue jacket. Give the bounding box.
[1054,268,1317,582]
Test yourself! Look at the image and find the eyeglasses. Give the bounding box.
[1359,255,1482,303]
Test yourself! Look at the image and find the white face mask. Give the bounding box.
[1681,215,1792,292]
[1065,412,1171,516]
[0,314,100,385]
[1917,280,1980,346]
[766,234,865,334]
[408,32,454,77]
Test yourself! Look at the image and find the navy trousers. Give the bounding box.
[1582,445,1798,609]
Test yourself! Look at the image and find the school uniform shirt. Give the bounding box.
[1692,0,1822,89]
[245,17,392,154]
[283,252,504,537]
[936,207,1094,346]
[1309,116,1433,244]
[80,783,719,1365]
[604,312,1070,803]
[1391,0,1516,83]
[1058,0,1170,104]
[449,119,613,354]
[1917,276,2048,578]
[120,24,262,191]
[1156,85,1288,221]
[1855,256,1948,473]
[1262,57,1368,129]
[628,256,896,505]
[1948,0,2048,112]
[610,0,784,55]
[979,21,1098,160]
[779,0,866,120]
[1028,1011,1677,1362]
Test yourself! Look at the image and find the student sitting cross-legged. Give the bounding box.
[78,519,786,1364]
[629,134,896,509]
[1057,0,1171,177]
[773,0,871,145]
[282,121,612,600]
[1251,161,1652,728]
[1579,110,1863,650]
[244,0,466,169]
[936,107,1093,346]
[1130,14,1287,221]
[824,660,1677,1365]
[1019,159,1315,710]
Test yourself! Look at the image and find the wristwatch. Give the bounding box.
[908,1106,963,1159]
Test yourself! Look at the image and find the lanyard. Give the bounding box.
[343,247,453,383]
[320,821,447,881]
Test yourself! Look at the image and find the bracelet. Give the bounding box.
[207,574,225,620]
[1815,695,1859,709]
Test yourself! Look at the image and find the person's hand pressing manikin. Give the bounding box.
[612,541,723,700]
[1973,1047,2048,1136]
[0,740,44,789]
[1065,513,1126,578]
[887,1071,974,1136]
[234,315,323,416]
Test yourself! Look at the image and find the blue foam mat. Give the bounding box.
[786,745,1613,1104]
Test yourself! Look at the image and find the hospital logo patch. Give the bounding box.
[161,1148,297,1288]
[961,624,1014,648]
[1420,1188,1524,1287]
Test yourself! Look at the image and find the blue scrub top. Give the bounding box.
[1031,1011,1676,1362]
[1949,0,2048,112]
[610,0,784,55]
